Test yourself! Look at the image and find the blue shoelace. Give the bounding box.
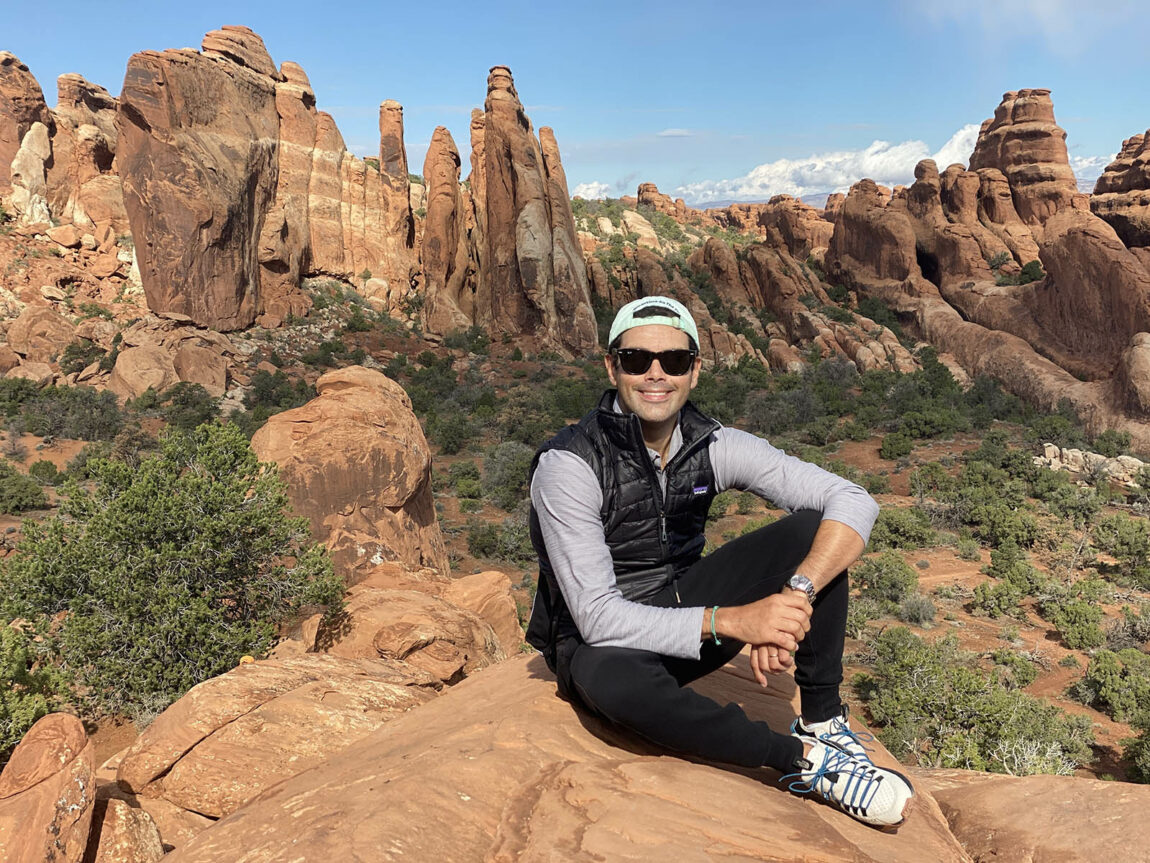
[780,745,885,816]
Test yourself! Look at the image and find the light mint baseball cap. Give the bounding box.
[607,296,699,349]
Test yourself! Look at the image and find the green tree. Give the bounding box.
[0,623,63,767]
[0,459,47,513]
[0,423,343,721]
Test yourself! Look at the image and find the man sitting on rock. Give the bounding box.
[526,295,915,828]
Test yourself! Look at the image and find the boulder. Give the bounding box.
[441,570,524,657]
[160,654,969,863]
[914,768,1150,863]
[86,798,164,863]
[250,365,449,581]
[0,713,95,863]
[107,343,179,399]
[5,361,54,386]
[172,342,228,397]
[621,207,661,250]
[116,653,440,819]
[5,304,75,363]
[322,585,504,683]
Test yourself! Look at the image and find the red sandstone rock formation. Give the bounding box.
[0,52,51,195]
[250,365,449,581]
[637,181,690,220]
[115,27,416,331]
[0,713,95,862]
[759,194,835,259]
[420,126,474,335]
[44,74,127,233]
[466,66,597,356]
[154,654,974,863]
[116,654,439,820]
[1092,130,1150,248]
[968,88,1087,233]
[116,27,281,331]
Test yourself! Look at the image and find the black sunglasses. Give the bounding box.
[613,348,698,376]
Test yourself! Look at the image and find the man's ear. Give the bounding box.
[604,353,618,387]
[688,356,701,390]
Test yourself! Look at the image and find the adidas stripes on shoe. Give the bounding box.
[781,736,915,828]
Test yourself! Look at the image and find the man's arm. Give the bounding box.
[531,450,707,659]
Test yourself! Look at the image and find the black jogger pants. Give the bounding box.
[556,509,849,772]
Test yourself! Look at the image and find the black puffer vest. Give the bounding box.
[525,390,720,669]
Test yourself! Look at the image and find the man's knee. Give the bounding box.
[568,645,665,721]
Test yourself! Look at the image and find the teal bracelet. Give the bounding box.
[710,605,721,645]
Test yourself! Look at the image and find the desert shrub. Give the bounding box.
[1039,590,1105,650]
[971,541,1048,619]
[466,515,535,562]
[1104,604,1150,651]
[956,537,981,561]
[484,441,535,511]
[1093,513,1150,588]
[448,461,482,499]
[59,339,106,375]
[343,305,373,333]
[426,408,477,455]
[1072,648,1150,722]
[869,507,937,551]
[0,423,343,721]
[846,596,882,638]
[855,627,1093,775]
[27,459,59,485]
[898,592,936,625]
[0,460,47,513]
[855,550,918,608]
[0,622,63,767]
[1126,714,1150,784]
[442,325,491,355]
[707,491,735,522]
[1092,429,1132,458]
[0,379,40,418]
[879,432,913,460]
[991,648,1038,689]
[1018,260,1045,284]
[21,386,123,441]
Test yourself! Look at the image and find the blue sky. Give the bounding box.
[6,0,1147,204]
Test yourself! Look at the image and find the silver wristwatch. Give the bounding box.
[786,573,816,604]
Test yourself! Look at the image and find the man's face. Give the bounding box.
[604,324,701,427]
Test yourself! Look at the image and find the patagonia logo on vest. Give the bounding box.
[692,485,709,495]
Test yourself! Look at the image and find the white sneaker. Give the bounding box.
[791,705,875,761]
[781,738,915,828]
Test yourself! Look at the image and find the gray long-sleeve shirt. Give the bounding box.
[530,419,879,660]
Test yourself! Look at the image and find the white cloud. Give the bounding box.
[656,128,693,137]
[1070,153,1115,191]
[673,124,982,205]
[572,180,612,199]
